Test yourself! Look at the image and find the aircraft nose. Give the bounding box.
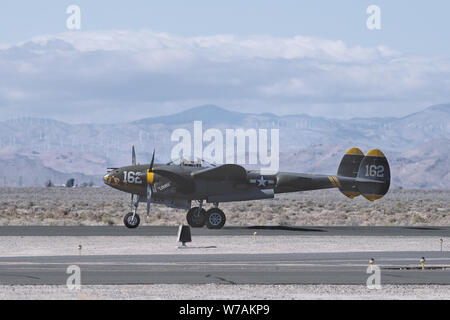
[103,173,110,185]
[104,168,115,185]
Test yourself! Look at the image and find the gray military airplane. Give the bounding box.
[104,147,390,229]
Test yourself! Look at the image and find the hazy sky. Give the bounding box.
[0,1,449,123]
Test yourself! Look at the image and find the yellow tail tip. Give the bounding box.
[342,191,360,199]
[346,147,364,155]
[366,149,385,157]
[362,194,384,201]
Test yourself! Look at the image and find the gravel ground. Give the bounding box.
[0,236,448,257]
[1,284,450,300]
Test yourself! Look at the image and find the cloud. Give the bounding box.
[0,30,449,122]
[28,30,400,62]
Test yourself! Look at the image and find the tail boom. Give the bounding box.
[273,147,390,201]
[274,173,352,193]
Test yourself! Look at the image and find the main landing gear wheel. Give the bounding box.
[124,212,140,229]
[186,207,206,228]
[206,208,226,229]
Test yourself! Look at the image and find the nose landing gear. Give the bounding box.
[124,195,140,228]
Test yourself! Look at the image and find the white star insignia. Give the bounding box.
[257,176,266,187]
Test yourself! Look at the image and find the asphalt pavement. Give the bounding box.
[1,251,449,285]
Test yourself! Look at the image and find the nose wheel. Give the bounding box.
[124,212,140,228]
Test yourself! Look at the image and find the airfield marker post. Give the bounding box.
[369,258,375,272]
[420,257,426,270]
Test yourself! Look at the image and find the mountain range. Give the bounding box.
[0,104,449,189]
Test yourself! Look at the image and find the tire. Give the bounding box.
[206,208,226,229]
[124,212,140,228]
[186,207,206,228]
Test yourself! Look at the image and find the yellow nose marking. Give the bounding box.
[147,170,154,184]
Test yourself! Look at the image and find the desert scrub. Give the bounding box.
[413,214,427,224]
[0,187,449,226]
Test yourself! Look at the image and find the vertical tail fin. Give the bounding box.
[337,148,391,201]
[337,147,364,198]
[356,149,391,201]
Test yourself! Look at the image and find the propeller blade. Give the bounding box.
[149,149,155,171]
[132,145,136,166]
[146,184,152,217]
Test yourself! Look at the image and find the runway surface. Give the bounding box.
[2,226,450,286]
[1,251,450,285]
[1,225,450,236]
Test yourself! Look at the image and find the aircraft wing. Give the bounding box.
[191,164,248,182]
[153,168,196,194]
